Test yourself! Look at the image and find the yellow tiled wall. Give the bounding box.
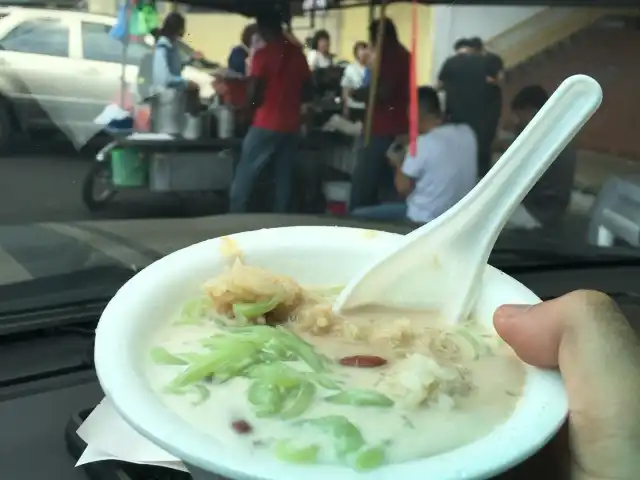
[182,14,252,64]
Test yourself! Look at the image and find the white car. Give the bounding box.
[0,7,217,149]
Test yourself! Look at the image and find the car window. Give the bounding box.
[0,18,69,57]
[81,21,149,64]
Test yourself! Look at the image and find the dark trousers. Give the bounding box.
[482,100,502,176]
[473,121,493,179]
[348,108,366,123]
[349,135,396,211]
[352,202,407,221]
[229,126,300,213]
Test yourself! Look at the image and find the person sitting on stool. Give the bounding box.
[504,85,576,230]
[351,86,477,224]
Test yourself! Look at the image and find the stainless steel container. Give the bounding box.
[152,89,185,135]
[182,113,203,140]
[215,105,235,139]
[149,151,234,192]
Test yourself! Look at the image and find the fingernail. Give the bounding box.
[495,304,532,319]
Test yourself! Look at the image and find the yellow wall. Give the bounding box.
[335,5,370,60]
[182,6,435,85]
[182,13,252,64]
[337,4,434,85]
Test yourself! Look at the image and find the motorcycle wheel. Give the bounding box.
[82,161,117,211]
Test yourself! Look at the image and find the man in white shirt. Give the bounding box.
[351,86,478,224]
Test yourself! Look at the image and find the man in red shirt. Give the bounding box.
[349,18,410,211]
[229,11,312,213]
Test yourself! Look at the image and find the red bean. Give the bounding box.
[339,355,387,368]
[231,419,252,434]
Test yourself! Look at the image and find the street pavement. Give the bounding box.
[0,144,90,224]
[0,141,227,225]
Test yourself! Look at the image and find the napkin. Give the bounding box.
[94,104,131,126]
[75,397,188,472]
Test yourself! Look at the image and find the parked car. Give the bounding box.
[0,7,218,150]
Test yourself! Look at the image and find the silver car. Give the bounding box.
[0,7,217,150]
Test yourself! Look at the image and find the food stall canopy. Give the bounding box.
[168,0,640,17]
[0,0,631,15]
[0,0,632,13]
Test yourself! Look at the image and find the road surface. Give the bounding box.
[0,142,226,225]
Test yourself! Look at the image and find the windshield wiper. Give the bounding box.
[0,265,137,316]
[491,246,640,272]
[1,241,636,318]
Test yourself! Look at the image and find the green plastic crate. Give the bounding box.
[111,148,148,187]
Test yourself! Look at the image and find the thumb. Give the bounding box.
[493,302,563,368]
[494,290,640,480]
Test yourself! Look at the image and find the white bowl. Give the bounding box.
[95,226,568,480]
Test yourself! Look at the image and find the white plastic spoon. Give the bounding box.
[333,74,603,323]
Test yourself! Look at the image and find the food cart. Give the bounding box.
[80,0,420,214]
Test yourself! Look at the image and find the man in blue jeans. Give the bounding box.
[351,86,477,224]
[349,18,410,211]
[229,11,312,213]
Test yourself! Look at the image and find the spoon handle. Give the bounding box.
[333,76,602,323]
[446,75,602,246]
[432,75,603,323]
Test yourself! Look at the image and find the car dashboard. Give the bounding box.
[1,263,640,480]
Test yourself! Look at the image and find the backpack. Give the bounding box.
[137,44,168,102]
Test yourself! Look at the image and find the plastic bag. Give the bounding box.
[139,5,159,34]
[109,4,129,41]
[94,104,132,126]
[134,105,151,132]
[110,1,159,42]
[128,8,143,36]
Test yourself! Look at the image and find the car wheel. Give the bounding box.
[82,162,117,211]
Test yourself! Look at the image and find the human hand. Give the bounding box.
[387,138,407,168]
[191,50,204,61]
[493,290,640,480]
[387,150,404,169]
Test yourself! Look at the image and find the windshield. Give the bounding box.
[0,2,639,311]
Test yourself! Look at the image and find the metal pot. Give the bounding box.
[215,105,235,139]
[182,114,202,140]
